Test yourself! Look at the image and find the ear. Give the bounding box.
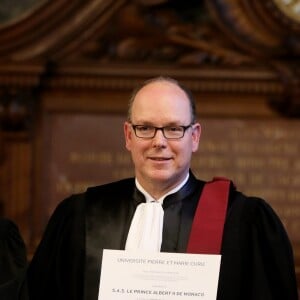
[191,122,201,152]
[124,121,132,151]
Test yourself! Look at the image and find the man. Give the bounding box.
[26,77,298,299]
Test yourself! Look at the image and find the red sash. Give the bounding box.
[186,177,232,254]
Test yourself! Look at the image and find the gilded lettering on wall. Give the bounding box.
[44,115,300,243]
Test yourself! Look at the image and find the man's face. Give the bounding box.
[124,81,201,192]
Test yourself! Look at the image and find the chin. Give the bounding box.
[147,169,177,182]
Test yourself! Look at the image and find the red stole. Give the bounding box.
[187,177,232,254]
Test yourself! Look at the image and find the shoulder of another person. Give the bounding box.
[0,218,21,239]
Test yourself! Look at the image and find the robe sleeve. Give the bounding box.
[247,198,298,299]
[27,194,86,300]
[218,194,298,300]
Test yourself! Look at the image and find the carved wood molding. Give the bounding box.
[45,63,283,95]
[0,63,43,131]
[0,63,44,87]
[268,62,300,117]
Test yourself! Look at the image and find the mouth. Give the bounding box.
[149,157,172,161]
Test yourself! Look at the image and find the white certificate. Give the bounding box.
[98,249,221,300]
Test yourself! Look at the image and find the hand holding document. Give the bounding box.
[98,249,221,300]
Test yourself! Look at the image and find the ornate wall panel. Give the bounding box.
[0,0,299,285]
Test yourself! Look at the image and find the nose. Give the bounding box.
[152,128,167,147]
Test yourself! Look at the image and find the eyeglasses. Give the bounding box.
[131,124,193,139]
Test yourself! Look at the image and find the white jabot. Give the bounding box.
[125,174,189,252]
[125,201,164,252]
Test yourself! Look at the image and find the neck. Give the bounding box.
[136,173,189,200]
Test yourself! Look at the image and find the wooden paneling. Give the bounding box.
[0,133,32,247]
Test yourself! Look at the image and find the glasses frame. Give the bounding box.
[131,123,193,140]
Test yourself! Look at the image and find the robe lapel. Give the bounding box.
[161,174,204,253]
[176,176,203,252]
[176,192,200,252]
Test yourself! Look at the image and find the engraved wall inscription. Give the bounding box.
[42,114,300,247]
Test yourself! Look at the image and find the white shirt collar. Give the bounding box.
[135,173,190,205]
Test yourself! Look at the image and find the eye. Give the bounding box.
[137,125,152,132]
[165,126,182,132]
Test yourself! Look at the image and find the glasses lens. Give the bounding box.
[163,126,184,138]
[135,125,155,138]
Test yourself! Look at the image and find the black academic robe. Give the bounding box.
[26,173,298,300]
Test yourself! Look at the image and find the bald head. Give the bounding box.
[127,77,197,124]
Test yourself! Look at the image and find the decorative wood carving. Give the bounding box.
[207,0,300,57]
[0,0,298,116]
[0,1,297,61]
[0,0,127,61]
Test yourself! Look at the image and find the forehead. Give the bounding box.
[131,81,191,123]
